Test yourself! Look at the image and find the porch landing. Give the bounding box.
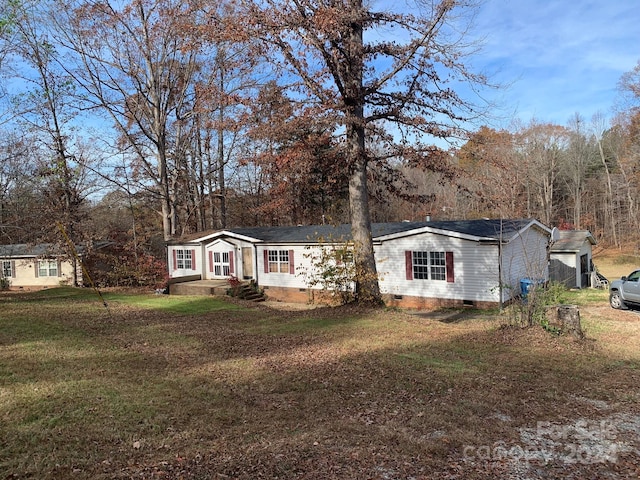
[169,279,229,296]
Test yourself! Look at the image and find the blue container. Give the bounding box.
[520,278,534,298]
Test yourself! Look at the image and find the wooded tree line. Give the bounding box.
[1,0,639,295]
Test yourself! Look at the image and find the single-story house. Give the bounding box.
[0,243,82,289]
[167,218,552,309]
[549,230,597,289]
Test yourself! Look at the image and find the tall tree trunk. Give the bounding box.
[347,126,380,303]
[217,54,228,229]
[158,149,173,241]
[217,111,227,228]
[345,0,380,304]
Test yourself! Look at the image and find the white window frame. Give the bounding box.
[175,249,193,270]
[2,260,12,278]
[412,251,446,281]
[268,250,290,273]
[38,259,58,277]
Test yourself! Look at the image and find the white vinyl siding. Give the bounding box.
[168,246,201,278]
[501,226,549,298]
[259,246,307,289]
[377,236,501,303]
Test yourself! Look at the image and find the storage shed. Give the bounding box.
[549,230,597,288]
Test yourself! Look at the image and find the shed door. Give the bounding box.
[580,254,589,288]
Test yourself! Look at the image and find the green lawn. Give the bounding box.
[1,287,638,479]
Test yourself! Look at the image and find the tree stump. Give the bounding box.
[545,305,584,339]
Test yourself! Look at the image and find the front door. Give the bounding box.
[242,247,253,280]
[206,241,236,279]
[212,251,231,277]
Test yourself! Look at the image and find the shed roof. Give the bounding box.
[185,218,546,245]
[550,230,596,253]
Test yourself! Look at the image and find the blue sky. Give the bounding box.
[471,0,640,128]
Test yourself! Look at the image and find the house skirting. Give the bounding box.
[382,294,497,310]
[261,286,497,310]
[262,286,340,306]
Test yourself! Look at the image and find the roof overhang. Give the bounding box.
[375,219,551,244]
[193,230,264,244]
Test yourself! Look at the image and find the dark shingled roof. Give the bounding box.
[0,242,110,258]
[0,243,67,257]
[220,218,539,243]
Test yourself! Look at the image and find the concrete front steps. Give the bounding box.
[169,279,266,302]
[169,279,229,296]
[232,284,266,302]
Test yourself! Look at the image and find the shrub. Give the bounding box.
[508,281,568,328]
[299,237,357,305]
[84,243,169,289]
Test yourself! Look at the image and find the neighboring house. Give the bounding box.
[0,243,81,289]
[549,230,597,289]
[167,218,552,309]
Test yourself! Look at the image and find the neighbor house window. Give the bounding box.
[38,260,58,277]
[405,251,454,283]
[175,249,193,270]
[2,260,12,278]
[264,249,294,274]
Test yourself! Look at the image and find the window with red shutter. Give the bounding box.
[406,250,453,282]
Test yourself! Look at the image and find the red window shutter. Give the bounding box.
[191,250,196,270]
[446,251,454,283]
[229,251,235,275]
[172,249,177,271]
[263,250,269,274]
[289,250,295,275]
[209,251,213,272]
[405,251,413,280]
[11,260,16,278]
[34,261,39,278]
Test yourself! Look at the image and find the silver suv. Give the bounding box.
[609,269,640,309]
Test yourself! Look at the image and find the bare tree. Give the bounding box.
[561,113,597,229]
[55,0,202,241]
[2,0,93,283]
[516,121,569,226]
[592,113,618,246]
